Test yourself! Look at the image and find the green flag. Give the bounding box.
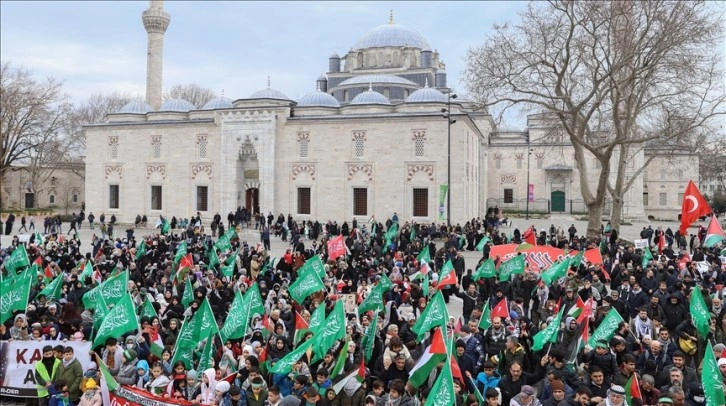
[83,269,128,308]
[79,260,94,286]
[36,275,63,301]
[139,295,158,320]
[359,283,384,315]
[330,339,350,378]
[422,273,430,298]
[475,236,491,252]
[309,303,326,333]
[478,300,492,331]
[190,298,220,343]
[498,254,525,282]
[220,291,247,343]
[288,269,325,303]
[174,318,197,355]
[413,291,448,341]
[361,321,377,362]
[641,246,653,268]
[92,294,109,332]
[4,245,30,274]
[171,328,196,370]
[703,341,726,406]
[379,274,393,291]
[182,277,194,308]
[473,258,496,281]
[246,283,266,316]
[95,353,119,392]
[410,226,416,242]
[208,248,220,269]
[690,287,711,338]
[299,255,325,279]
[135,240,146,261]
[532,308,564,351]
[424,356,455,406]
[588,308,625,346]
[270,341,314,374]
[569,250,585,269]
[383,222,399,253]
[541,258,571,286]
[0,269,32,324]
[313,301,346,360]
[417,246,431,265]
[93,294,137,348]
[161,219,170,235]
[214,234,232,252]
[197,331,216,372]
[261,257,276,276]
[173,241,188,267]
[34,230,44,245]
[221,261,235,279]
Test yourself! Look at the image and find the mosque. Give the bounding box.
[83,1,694,225]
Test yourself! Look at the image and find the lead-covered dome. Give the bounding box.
[249,87,291,100]
[339,74,417,88]
[298,89,340,108]
[159,98,195,112]
[353,23,430,50]
[118,100,154,114]
[350,87,391,106]
[405,80,447,103]
[202,96,233,110]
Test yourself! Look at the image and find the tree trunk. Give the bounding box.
[610,196,623,233]
[586,199,604,239]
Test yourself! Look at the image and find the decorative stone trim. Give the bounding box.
[219,110,273,122]
[191,164,213,180]
[244,181,260,191]
[406,164,435,181]
[297,131,310,141]
[291,164,316,181]
[146,165,166,179]
[196,134,208,144]
[347,164,373,181]
[104,164,123,179]
[493,152,503,160]
[151,136,162,146]
[411,129,426,140]
[514,152,524,160]
[351,130,367,141]
[535,152,545,160]
[108,136,119,146]
[501,174,517,184]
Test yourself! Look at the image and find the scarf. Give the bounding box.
[343,377,361,397]
[634,316,652,339]
[41,356,56,374]
[83,389,97,401]
[106,350,116,370]
[62,356,75,369]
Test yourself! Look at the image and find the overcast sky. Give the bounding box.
[0,1,527,115]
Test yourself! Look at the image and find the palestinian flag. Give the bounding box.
[566,317,589,366]
[332,359,366,395]
[624,373,643,405]
[409,327,447,388]
[176,253,193,282]
[567,296,586,319]
[146,326,165,358]
[577,298,594,324]
[437,260,457,290]
[43,264,54,282]
[704,215,726,248]
[330,339,349,378]
[293,311,309,345]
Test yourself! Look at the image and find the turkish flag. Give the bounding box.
[327,235,346,261]
[657,234,665,254]
[523,227,536,245]
[679,180,712,235]
[491,298,509,319]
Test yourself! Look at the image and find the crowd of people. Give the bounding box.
[1,209,725,406]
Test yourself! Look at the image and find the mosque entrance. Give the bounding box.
[245,188,259,214]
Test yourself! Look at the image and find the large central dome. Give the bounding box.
[352,23,430,50]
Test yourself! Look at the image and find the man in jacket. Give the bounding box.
[498,358,547,406]
[35,345,61,406]
[58,346,83,404]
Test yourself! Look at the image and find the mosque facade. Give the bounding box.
[83,2,693,225]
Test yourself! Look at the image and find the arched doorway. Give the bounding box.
[245,188,259,214]
[551,190,566,213]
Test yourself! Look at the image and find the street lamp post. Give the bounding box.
[443,91,457,228]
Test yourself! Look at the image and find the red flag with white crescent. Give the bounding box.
[679,180,712,235]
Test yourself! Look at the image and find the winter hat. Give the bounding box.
[520,385,535,397]
[550,379,565,393]
[86,379,97,389]
[215,381,230,393]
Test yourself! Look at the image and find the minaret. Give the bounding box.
[142,0,170,110]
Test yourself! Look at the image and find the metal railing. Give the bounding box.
[485,198,613,215]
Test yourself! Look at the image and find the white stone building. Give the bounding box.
[84,1,694,225]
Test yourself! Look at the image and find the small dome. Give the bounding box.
[350,87,391,106]
[202,96,233,110]
[329,52,340,59]
[298,89,340,108]
[353,23,430,50]
[159,98,195,112]
[405,79,447,103]
[317,74,328,81]
[249,87,291,100]
[118,100,153,114]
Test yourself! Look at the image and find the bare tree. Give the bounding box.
[464,1,724,237]
[0,61,68,178]
[67,91,138,157]
[163,83,217,109]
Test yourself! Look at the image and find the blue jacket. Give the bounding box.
[273,373,293,397]
[476,371,501,393]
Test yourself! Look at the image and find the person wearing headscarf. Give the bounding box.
[183,369,201,401]
[197,367,218,404]
[135,360,150,389]
[114,349,139,386]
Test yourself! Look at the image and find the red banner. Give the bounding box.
[110,385,208,406]
[489,244,603,272]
